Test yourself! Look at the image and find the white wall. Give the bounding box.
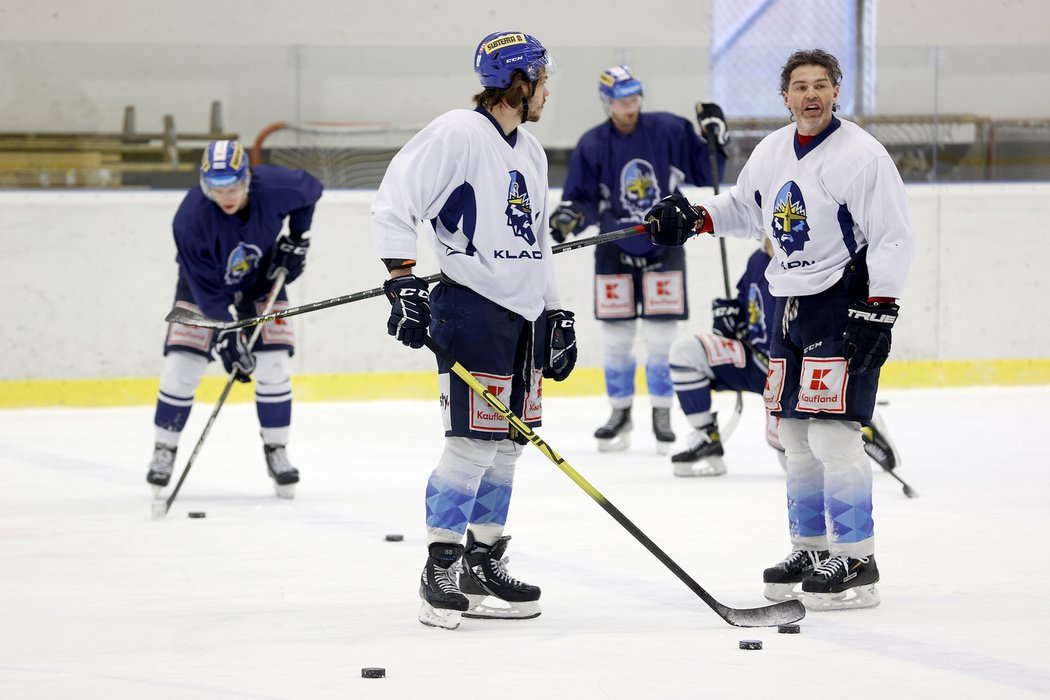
[2,184,1047,382]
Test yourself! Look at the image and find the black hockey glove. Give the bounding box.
[711,297,745,339]
[696,101,730,150]
[383,275,431,349]
[214,329,255,382]
[644,193,704,247]
[543,309,577,382]
[548,202,584,244]
[267,235,310,283]
[843,300,899,375]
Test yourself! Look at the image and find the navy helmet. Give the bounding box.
[474,31,554,89]
[200,140,250,194]
[599,65,643,105]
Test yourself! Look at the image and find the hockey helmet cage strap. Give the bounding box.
[599,65,643,102]
[201,140,249,190]
[474,32,554,89]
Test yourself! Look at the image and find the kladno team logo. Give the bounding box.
[505,171,537,246]
[619,159,660,219]
[746,282,768,347]
[771,181,810,255]
[224,242,263,285]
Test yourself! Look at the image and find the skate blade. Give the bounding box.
[673,457,727,477]
[150,484,166,498]
[273,482,297,499]
[802,584,880,611]
[597,435,631,452]
[762,582,803,602]
[418,601,462,629]
[462,594,541,620]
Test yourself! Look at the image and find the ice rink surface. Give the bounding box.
[2,386,1048,699]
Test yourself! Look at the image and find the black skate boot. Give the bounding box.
[762,548,830,601]
[419,542,469,630]
[801,554,880,610]
[147,443,177,495]
[459,530,541,620]
[861,411,900,471]
[671,418,726,477]
[264,444,299,499]
[652,407,676,455]
[595,406,632,452]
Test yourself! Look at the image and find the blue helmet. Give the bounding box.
[598,65,643,103]
[200,140,249,193]
[474,31,554,89]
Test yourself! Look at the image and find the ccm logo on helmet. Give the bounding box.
[484,34,526,53]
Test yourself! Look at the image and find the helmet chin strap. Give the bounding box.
[520,80,538,124]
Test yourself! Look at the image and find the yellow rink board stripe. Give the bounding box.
[1,359,1048,409]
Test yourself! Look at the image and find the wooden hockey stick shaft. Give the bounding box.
[164,224,649,331]
[152,271,287,518]
[423,335,805,628]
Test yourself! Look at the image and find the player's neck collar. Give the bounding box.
[475,105,518,147]
[794,116,840,160]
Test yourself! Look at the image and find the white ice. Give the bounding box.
[1,387,1048,699]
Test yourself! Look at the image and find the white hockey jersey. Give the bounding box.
[702,117,914,299]
[371,107,560,321]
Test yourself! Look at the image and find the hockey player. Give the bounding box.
[551,66,726,454]
[147,140,323,499]
[646,49,914,610]
[371,31,576,630]
[670,239,902,478]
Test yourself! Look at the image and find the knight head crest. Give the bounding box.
[771,181,810,255]
[619,158,660,218]
[505,170,536,245]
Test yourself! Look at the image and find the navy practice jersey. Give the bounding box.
[562,111,723,257]
[172,165,323,321]
[734,248,777,359]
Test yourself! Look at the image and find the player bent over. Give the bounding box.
[372,32,575,630]
[147,140,323,499]
[646,50,914,610]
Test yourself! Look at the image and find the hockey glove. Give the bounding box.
[711,297,745,339]
[696,101,729,150]
[267,235,310,283]
[644,193,704,246]
[843,300,899,374]
[548,202,585,244]
[543,309,577,382]
[214,329,256,382]
[383,275,430,349]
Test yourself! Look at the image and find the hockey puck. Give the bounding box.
[187,512,207,519]
[361,667,385,679]
[384,534,404,542]
[739,639,763,650]
[778,624,801,634]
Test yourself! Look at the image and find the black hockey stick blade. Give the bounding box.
[162,224,649,330]
[423,335,805,628]
[888,469,919,498]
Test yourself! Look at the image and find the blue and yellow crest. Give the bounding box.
[224,242,263,286]
[771,181,810,255]
[619,158,660,218]
[504,171,536,245]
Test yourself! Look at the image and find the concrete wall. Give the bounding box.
[2,183,1047,382]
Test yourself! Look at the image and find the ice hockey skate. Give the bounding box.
[670,420,726,477]
[263,444,299,499]
[801,554,880,610]
[762,548,830,601]
[595,406,632,452]
[861,411,900,471]
[459,531,541,620]
[418,542,469,630]
[651,407,676,455]
[146,443,177,496]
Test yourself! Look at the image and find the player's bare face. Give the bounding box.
[784,65,839,136]
[526,73,549,122]
[209,182,249,215]
[609,94,642,135]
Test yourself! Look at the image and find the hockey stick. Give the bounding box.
[424,335,805,628]
[151,271,287,519]
[164,224,649,331]
[703,116,745,442]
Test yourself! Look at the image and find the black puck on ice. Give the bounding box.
[739,639,763,650]
[187,512,206,518]
[384,534,404,542]
[362,667,386,679]
[778,624,801,634]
